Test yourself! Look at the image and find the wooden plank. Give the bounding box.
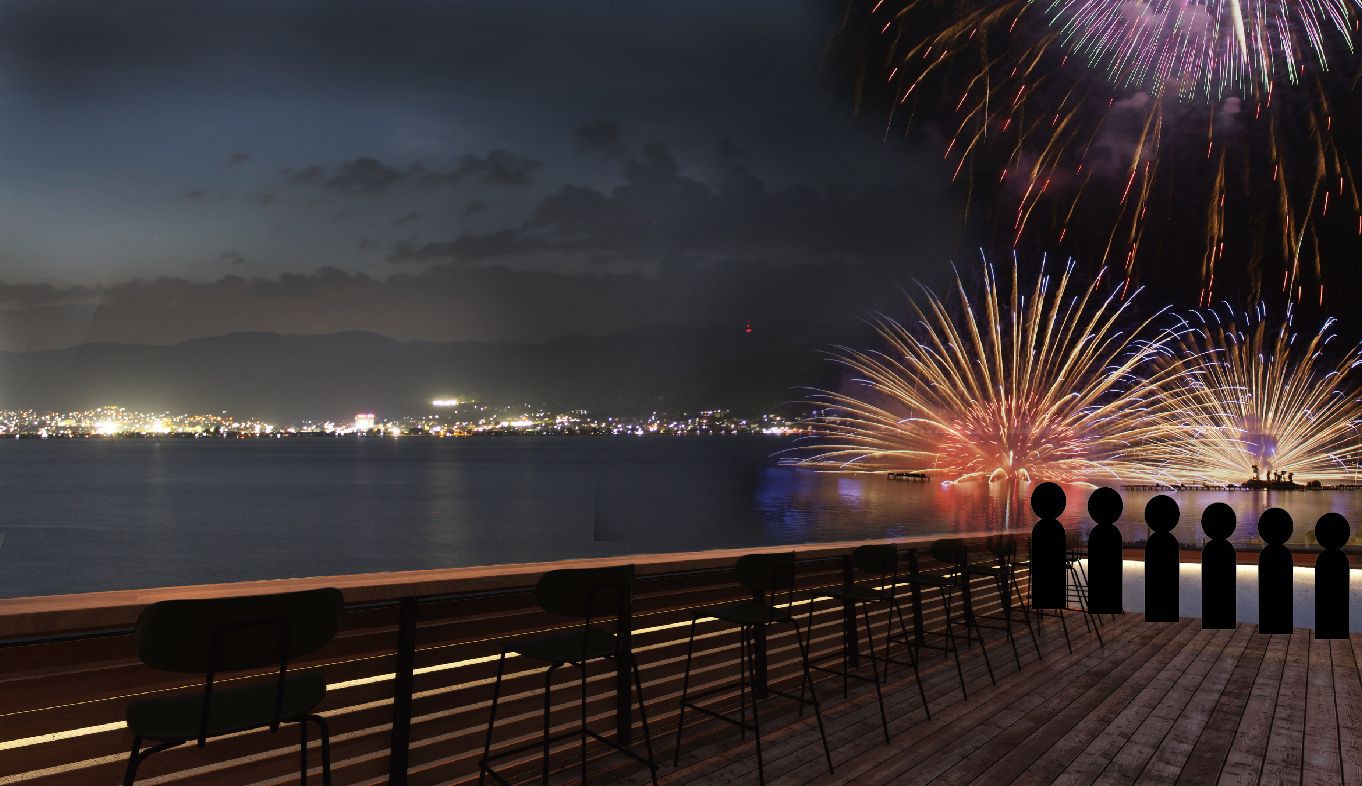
[1217,631,1291,784]
[1050,626,1220,785]
[1131,625,1254,783]
[1008,622,1241,785]
[1258,630,1310,785]
[931,618,1197,786]
[1174,630,1271,785]
[1302,635,1342,785]
[1341,637,1362,786]
[809,614,1147,786]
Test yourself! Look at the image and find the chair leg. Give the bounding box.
[739,626,749,741]
[750,627,765,785]
[580,660,589,786]
[123,737,143,786]
[789,619,832,775]
[892,599,931,720]
[630,654,660,786]
[300,719,309,786]
[862,603,890,743]
[673,616,699,767]
[310,715,333,786]
[479,649,508,785]
[542,663,559,785]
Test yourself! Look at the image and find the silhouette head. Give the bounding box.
[1087,486,1122,525]
[1257,507,1293,546]
[1031,482,1066,519]
[1201,502,1236,541]
[1144,494,1179,534]
[1315,512,1350,550]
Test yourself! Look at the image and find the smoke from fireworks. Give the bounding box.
[790,258,1184,484]
[1132,301,1362,483]
[858,0,1362,304]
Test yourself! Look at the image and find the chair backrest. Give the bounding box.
[135,588,344,674]
[930,538,965,567]
[986,535,1018,559]
[851,544,899,577]
[734,552,796,595]
[535,564,634,620]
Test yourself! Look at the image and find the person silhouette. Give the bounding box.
[1314,512,1350,639]
[1258,507,1294,634]
[1030,482,1067,610]
[1086,487,1123,614]
[1144,494,1180,622]
[1200,502,1237,629]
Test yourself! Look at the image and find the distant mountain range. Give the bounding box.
[0,323,865,422]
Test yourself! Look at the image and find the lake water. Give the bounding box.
[0,436,1359,598]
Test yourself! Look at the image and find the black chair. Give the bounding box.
[897,539,995,698]
[479,564,658,786]
[674,552,831,784]
[962,535,1041,669]
[804,544,929,740]
[123,587,343,786]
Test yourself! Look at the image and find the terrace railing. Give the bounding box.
[0,534,1018,785]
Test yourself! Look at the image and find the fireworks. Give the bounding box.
[1132,302,1362,483]
[858,0,1362,303]
[1042,0,1362,100]
[790,258,1185,484]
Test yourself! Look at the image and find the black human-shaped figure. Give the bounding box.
[1258,507,1294,634]
[1030,482,1068,610]
[1200,502,1237,629]
[1086,487,1124,614]
[1144,494,1180,622]
[1314,512,1350,639]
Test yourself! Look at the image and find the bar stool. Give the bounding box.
[479,564,658,786]
[673,552,831,784]
[804,543,930,739]
[962,535,1041,668]
[122,587,343,786]
[898,539,994,698]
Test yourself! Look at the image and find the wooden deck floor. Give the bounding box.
[630,613,1362,785]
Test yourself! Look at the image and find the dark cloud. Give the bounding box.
[258,193,275,205]
[573,120,623,155]
[322,157,406,195]
[283,165,325,186]
[217,250,246,266]
[186,189,205,199]
[284,150,540,196]
[393,210,421,226]
[462,200,486,217]
[356,237,377,251]
[386,141,945,271]
[224,151,251,166]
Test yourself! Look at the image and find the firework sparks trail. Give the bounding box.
[1131,301,1362,482]
[867,0,1362,301]
[788,257,1188,484]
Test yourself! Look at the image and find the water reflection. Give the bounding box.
[757,469,1360,548]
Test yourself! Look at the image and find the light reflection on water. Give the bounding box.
[758,469,1361,549]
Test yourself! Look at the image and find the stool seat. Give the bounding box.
[508,626,617,663]
[703,600,792,626]
[816,584,889,603]
[127,671,326,742]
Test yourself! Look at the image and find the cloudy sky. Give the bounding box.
[0,0,965,351]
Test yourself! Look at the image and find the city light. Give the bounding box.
[431,399,461,408]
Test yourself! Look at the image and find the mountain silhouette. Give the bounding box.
[0,323,857,422]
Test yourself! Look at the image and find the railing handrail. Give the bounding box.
[0,529,1008,641]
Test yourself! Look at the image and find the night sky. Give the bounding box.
[0,0,965,351]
